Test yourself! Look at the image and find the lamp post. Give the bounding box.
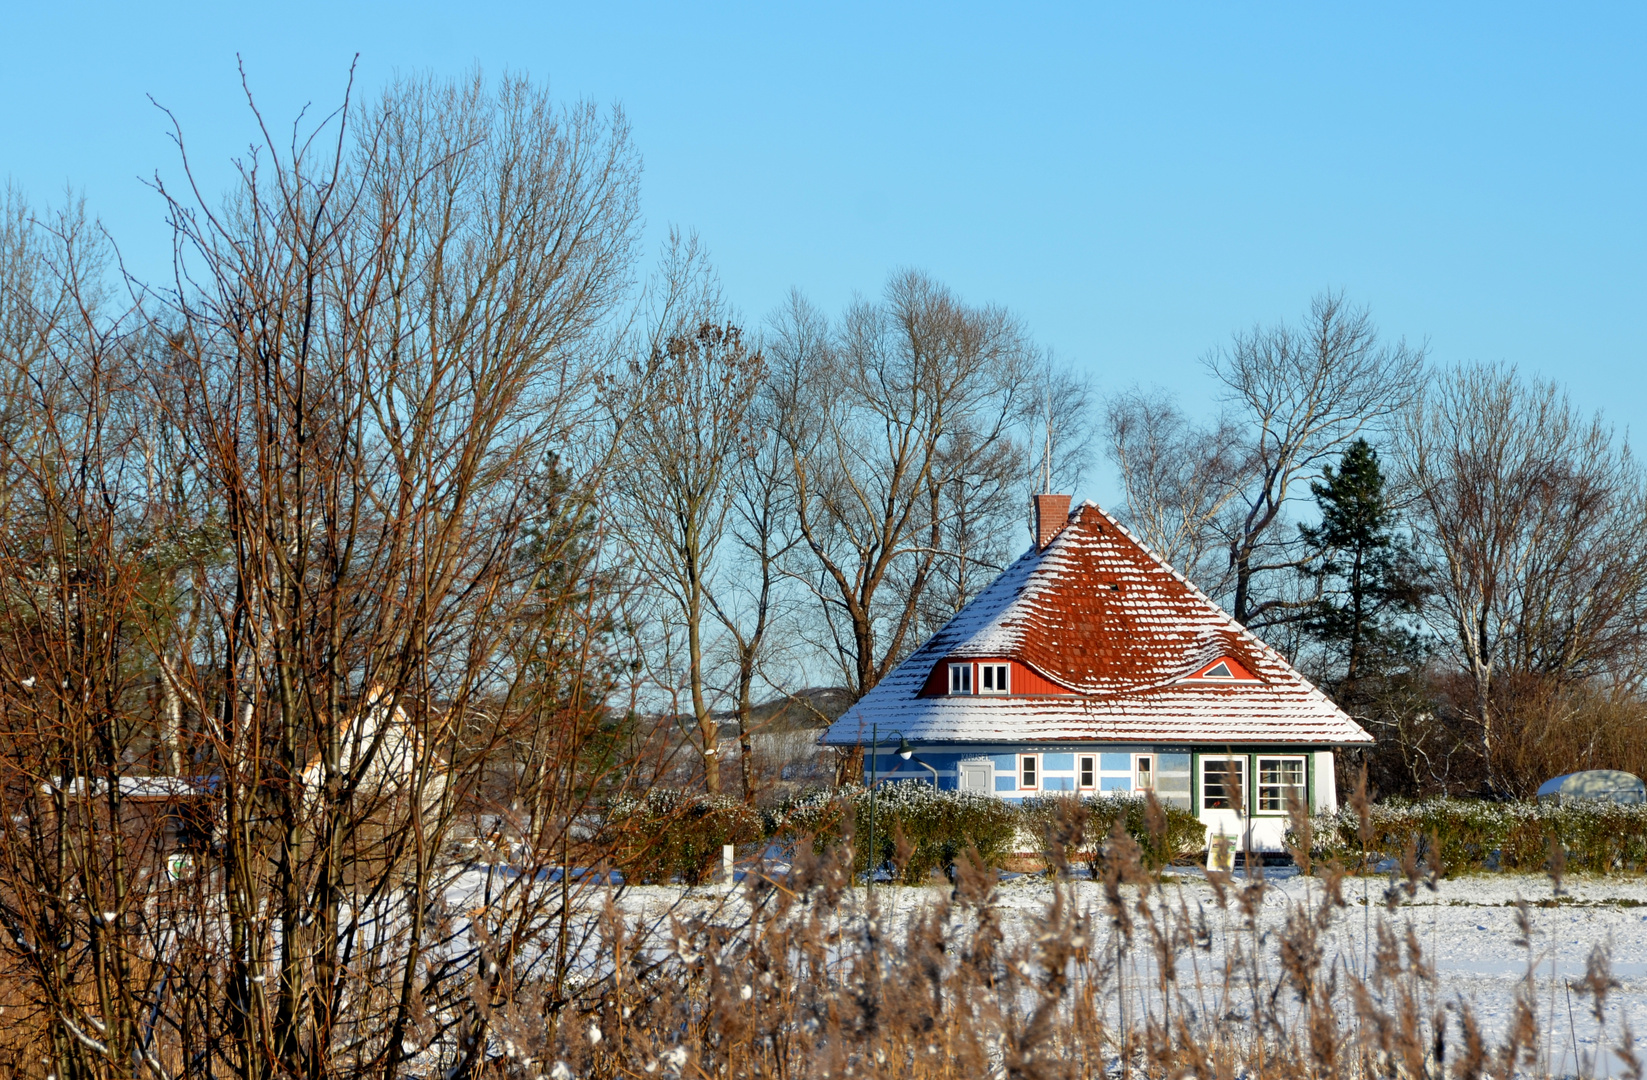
[866,724,877,893]
[865,728,937,892]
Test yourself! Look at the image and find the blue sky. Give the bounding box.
[4,3,1643,503]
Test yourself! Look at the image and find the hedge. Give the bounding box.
[1296,798,1647,875]
[776,782,1021,884]
[606,788,763,885]
[1019,794,1206,872]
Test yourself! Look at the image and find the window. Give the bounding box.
[1155,753,1192,810]
[1020,754,1038,790]
[979,663,1009,695]
[1201,756,1246,811]
[948,663,972,694]
[1135,755,1153,791]
[1257,757,1306,813]
[1186,657,1257,682]
[1078,755,1095,789]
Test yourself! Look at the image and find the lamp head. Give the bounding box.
[897,736,914,760]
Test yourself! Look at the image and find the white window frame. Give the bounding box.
[1078,755,1096,790]
[1019,753,1039,791]
[1135,754,1153,791]
[948,663,972,695]
[1154,752,1193,811]
[1200,756,1246,812]
[979,663,1010,695]
[1256,756,1307,815]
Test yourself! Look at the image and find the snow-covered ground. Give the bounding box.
[529,867,1645,1073]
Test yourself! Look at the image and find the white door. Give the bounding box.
[958,761,994,794]
[1199,755,1250,854]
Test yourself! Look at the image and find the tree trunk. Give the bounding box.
[689,605,719,795]
[737,660,755,804]
[157,665,185,776]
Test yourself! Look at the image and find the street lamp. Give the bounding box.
[865,727,939,892]
[892,734,940,788]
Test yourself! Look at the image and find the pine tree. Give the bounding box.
[1300,439,1427,691]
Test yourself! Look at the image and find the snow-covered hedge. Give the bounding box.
[776,782,1020,883]
[1018,794,1205,871]
[606,788,763,885]
[1295,797,1647,875]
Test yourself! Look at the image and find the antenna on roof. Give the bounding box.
[1040,362,1053,494]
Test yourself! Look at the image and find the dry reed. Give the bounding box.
[459,794,1640,1080]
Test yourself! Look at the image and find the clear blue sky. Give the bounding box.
[4,3,1643,503]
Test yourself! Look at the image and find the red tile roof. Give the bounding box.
[823,501,1371,746]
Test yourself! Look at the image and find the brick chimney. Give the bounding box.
[1032,494,1072,550]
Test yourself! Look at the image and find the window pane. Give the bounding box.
[1021,756,1037,788]
[1202,758,1245,810]
[1257,757,1305,812]
[1079,756,1094,787]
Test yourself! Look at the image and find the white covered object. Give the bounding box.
[1534,770,1645,804]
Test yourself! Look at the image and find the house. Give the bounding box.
[300,685,447,817]
[41,775,217,858]
[820,495,1372,852]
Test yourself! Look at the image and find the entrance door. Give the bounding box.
[1199,754,1250,854]
[958,761,994,794]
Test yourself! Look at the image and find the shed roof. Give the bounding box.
[822,501,1371,746]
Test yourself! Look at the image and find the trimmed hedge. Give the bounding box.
[609,784,1210,885]
[1019,794,1206,871]
[777,782,1021,884]
[607,789,763,885]
[1297,798,1647,875]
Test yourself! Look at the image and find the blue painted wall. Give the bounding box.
[859,745,1318,810]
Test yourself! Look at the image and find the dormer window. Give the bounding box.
[948,663,972,694]
[1184,656,1259,682]
[979,663,1009,695]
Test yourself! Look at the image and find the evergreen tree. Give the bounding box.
[1300,439,1427,690]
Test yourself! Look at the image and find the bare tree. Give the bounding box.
[0,186,164,1080]
[1209,291,1425,627]
[708,381,801,802]
[920,352,1092,623]
[617,235,765,795]
[1397,363,1647,790]
[769,273,1036,700]
[0,72,660,1080]
[1103,387,1247,588]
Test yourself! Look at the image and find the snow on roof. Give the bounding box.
[823,501,1371,747]
[46,776,216,799]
